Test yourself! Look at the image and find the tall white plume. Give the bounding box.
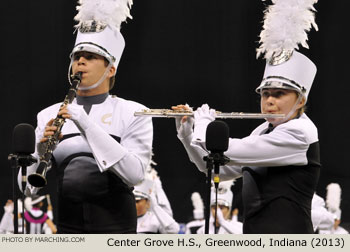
[326,183,342,213]
[191,192,204,211]
[257,0,318,59]
[74,0,133,31]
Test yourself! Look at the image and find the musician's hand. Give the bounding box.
[40,119,63,143]
[171,104,192,123]
[66,103,92,131]
[193,104,216,142]
[172,104,194,139]
[38,118,63,156]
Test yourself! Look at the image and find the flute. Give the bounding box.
[134,109,284,119]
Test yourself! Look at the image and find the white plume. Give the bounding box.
[191,192,204,211]
[74,0,133,31]
[326,183,342,212]
[257,0,318,59]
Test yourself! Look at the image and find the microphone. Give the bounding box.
[205,120,230,186]
[12,123,36,155]
[206,120,229,154]
[10,123,37,189]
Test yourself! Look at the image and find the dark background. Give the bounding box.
[1,0,349,228]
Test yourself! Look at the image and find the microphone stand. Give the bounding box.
[8,154,19,234]
[203,155,213,234]
[203,153,229,234]
[8,153,37,234]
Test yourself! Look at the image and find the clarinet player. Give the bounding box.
[19,0,153,233]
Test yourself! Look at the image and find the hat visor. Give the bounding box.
[210,199,231,207]
[255,80,303,94]
[70,44,115,64]
[133,191,149,200]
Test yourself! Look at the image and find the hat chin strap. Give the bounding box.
[68,59,113,91]
[268,94,303,126]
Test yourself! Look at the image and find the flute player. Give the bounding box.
[19,0,153,234]
[172,0,321,234]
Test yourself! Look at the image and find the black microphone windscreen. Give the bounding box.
[12,123,36,154]
[206,120,229,153]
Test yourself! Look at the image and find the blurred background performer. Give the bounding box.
[196,180,243,234]
[144,152,174,216]
[19,0,153,233]
[133,178,180,234]
[0,199,25,234]
[185,192,205,234]
[173,0,320,233]
[311,194,335,233]
[319,183,349,234]
[23,196,57,234]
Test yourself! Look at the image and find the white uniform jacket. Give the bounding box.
[179,113,318,180]
[23,95,153,190]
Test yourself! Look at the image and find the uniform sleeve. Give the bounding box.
[153,177,174,217]
[179,134,242,181]
[155,204,180,234]
[180,118,315,180]
[220,219,243,234]
[83,115,153,186]
[224,124,310,167]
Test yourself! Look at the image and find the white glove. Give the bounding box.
[149,191,179,233]
[193,104,216,142]
[215,207,225,224]
[176,117,194,140]
[67,104,92,131]
[175,104,194,139]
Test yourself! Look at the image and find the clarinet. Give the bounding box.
[28,72,82,188]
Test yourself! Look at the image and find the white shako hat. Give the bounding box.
[191,192,204,220]
[133,178,154,201]
[70,0,133,72]
[210,180,234,209]
[255,0,319,102]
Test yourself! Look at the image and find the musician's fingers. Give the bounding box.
[61,113,71,119]
[45,125,58,133]
[172,104,190,111]
[46,118,55,127]
[171,105,182,110]
[57,108,71,119]
[40,137,48,143]
[40,132,63,143]
[43,130,55,137]
[180,104,191,110]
